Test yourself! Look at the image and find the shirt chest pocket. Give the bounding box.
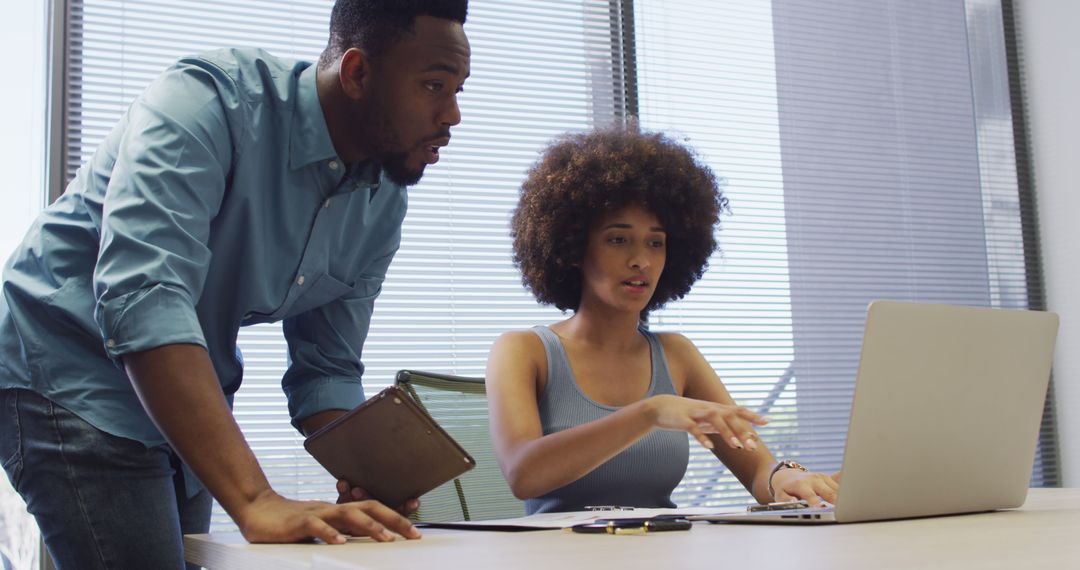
[279,273,356,319]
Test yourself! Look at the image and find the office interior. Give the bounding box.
[0,0,1076,568]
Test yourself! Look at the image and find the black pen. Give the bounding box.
[570,516,692,534]
[640,517,693,533]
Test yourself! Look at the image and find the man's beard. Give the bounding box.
[380,150,425,187]
[361,105,426,187]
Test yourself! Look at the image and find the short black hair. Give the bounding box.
[319,0,468,68]
[512,126,728,316]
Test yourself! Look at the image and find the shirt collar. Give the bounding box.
[289,63,387,192]
[289,63,339,170]
[349,160,384,188]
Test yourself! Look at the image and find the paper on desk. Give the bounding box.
[415,506,743,531]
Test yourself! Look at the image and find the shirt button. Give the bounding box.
[296,275,306,286]
[106,339,116,349]
[328,160,339,170]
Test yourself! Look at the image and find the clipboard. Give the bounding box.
[303,385,475,507]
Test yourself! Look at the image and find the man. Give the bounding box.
[0,0,471,567]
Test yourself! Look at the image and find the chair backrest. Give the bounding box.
[395,370,525,522]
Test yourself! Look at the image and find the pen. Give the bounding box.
[611,525,647,535]
[641,518,693,532]
[570,516,692,534]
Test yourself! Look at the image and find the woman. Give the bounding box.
[486,126,838,514]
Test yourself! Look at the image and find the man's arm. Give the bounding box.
[281,255,396,431]
[282,251,425,510]
[96,61,417,542]
[124,343,420,543]
[123,344,271,523]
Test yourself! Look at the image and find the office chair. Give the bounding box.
[395,370,525,522]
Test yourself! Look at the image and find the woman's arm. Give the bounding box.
[486,331,764,500]
[666,333,839,505]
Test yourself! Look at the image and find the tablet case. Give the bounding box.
[303,385,476,507]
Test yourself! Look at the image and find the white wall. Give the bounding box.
[0,4,46,569]
[1017,0,1080,486]
[0,0,47,254]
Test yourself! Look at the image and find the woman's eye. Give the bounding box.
[608,236,626,244]
[426,81,443,92]
[651,240,665,248]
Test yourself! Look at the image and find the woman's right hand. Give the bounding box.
[644,394,768,451]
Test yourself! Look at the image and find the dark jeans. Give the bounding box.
[0,388,211,570]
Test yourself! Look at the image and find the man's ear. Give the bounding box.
[338,47,371,100]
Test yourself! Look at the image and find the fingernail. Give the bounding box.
[702,438,714,449]
[745,439,758,451]
[334,534,346,544]
[408,526,422,539]
[729,436,743,449]
[382,530,396,541]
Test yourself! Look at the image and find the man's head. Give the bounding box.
[318,1,470,186]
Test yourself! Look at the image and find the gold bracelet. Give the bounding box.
[768,460,808,500]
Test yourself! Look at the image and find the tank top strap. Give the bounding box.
[638,327,679,396]
[530,325,575,392]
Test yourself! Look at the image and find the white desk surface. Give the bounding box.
[185,487,1080,570]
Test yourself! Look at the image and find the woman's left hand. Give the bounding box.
[770,469,841,506]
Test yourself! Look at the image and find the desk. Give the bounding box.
[185,488,1080,569]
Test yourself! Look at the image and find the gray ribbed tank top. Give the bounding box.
[525,325,690,514]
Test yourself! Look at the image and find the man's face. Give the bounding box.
[353,15,471,186]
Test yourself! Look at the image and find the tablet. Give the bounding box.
[303,385,475,507]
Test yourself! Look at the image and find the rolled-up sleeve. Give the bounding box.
[93,60,237,362]
[282,249,398,431]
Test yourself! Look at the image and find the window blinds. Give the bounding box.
[635,0,1056,508]
[61,0,1053,532]
[65,0,622,532]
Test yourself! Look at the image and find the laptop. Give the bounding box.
[704,300,1059,524]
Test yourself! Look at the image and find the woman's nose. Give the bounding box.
[629,253,649,270]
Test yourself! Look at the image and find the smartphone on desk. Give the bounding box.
[571,515,692,535]
[747,499,809,513]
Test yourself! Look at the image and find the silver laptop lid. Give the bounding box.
[834,301,1058,523]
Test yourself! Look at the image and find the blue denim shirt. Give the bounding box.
[0,48,407,448]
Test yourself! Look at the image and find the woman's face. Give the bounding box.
[578,204,667,315]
